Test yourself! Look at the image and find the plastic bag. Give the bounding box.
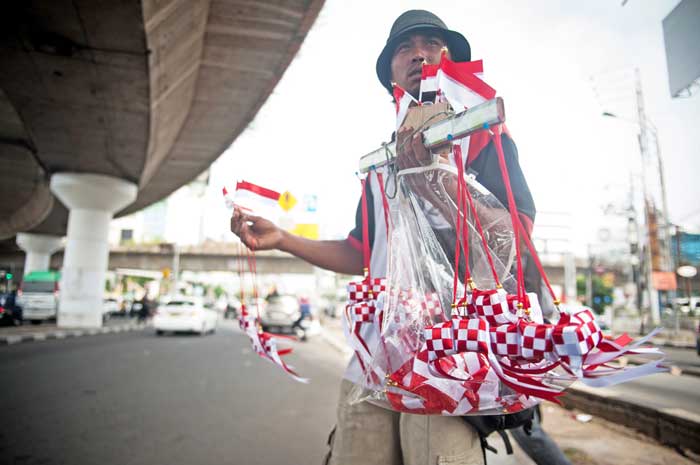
[346,135,666,416]
[349,159,548,414]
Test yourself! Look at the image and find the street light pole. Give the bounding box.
[602,107,672,324]
[647,121,673,270]
[603,114,671,248]
[587,243,594,308]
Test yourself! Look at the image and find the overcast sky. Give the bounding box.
[204,0,699,256]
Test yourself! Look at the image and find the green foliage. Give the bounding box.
[130,276,152,287]
[576,274,614,313]
[213,285,226,299]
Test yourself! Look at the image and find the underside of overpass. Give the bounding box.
[0,0,324,326]
[0,0,324,238]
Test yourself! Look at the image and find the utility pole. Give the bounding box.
[674,224,685,334]
[586,244,594,308]
[634,68,664,324]
[172,244,180,296]
[564,252,577,305]
[599,68,674,326]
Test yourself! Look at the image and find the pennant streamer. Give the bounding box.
[226,190,308,384]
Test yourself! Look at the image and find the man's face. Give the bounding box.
[390,31,450,98]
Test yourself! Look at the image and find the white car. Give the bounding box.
[153,297,218,336]
[103,298,120,316]
[260,295,300,332]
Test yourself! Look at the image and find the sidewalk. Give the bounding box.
[0,318,147,345]
[318,316,699,465]
[650,330,696,350]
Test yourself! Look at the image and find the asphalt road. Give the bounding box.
[656,345,700,371]
[606,345,700,416]
[0,321,345,465]
[2,320,698,465]
[604,371,700,416]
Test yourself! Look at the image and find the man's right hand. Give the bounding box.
[230,207,284,251]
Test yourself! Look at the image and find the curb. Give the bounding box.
[657,340,696,350]
[0,324,148,346]
[563,385,700,455]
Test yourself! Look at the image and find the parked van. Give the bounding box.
[17,271,60,324]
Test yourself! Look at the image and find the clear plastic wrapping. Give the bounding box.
[348,163,547,414]
[344,157,666,415]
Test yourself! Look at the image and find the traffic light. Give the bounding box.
[5,273,12,280]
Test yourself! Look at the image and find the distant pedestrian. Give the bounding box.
[137,296,150,323]
[292,297,311,341]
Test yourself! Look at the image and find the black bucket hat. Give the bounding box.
[376,10,471,94]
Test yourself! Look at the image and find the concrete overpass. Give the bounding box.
[1,243,314,275]
[0,0,324,327]
[0,242,627,286]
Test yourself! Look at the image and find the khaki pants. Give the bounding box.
[326,379,484,465]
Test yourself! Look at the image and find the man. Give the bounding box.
[292,296,312,341]
[231,10,535,465]
[137,295,150,323]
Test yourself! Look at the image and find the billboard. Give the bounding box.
[672,232,700,266]
[662,0,700,97]
[652,271,677,291]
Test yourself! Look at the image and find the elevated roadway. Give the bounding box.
[0,0,324,326]
[1,0,323,238]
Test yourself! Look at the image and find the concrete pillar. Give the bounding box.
[16,233,63,275]
[50,173,137,328]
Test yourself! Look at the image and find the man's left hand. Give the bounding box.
[396,126,430,170]
[396,126,452,170]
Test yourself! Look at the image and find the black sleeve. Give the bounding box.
[348,179,375,250]
[469,133,536,223]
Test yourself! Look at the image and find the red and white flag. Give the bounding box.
[393,83,418,129]
[224,180,281,220]
[418,63,439,101]
[436,57,495,110]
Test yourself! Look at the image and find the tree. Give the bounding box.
[213,285,226,299]
[576,275,614,314]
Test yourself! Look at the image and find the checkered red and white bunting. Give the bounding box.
[552,308,603,373]
[519,320,555,360]
[467,288,518,325]
[373,287,666,415]
[238,307,308,383]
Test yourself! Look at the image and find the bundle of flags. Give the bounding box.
[393,50,496,130]
[351,52,667,415]
[382,296,664,415]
